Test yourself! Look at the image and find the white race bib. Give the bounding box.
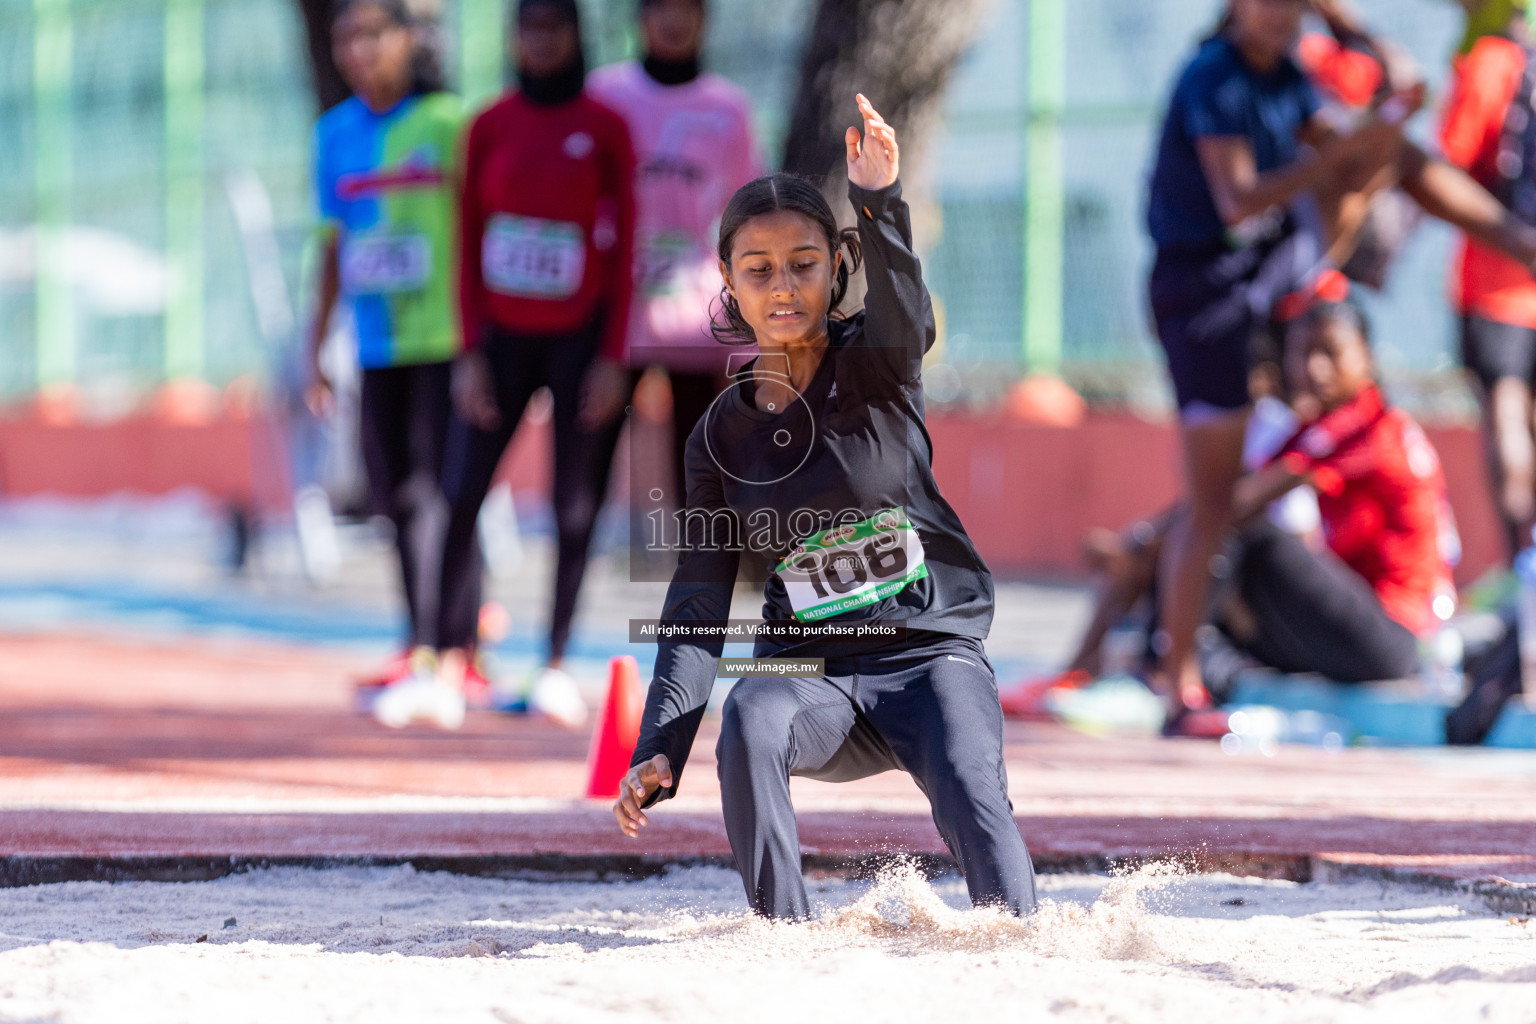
[342,232,431,294]
[775,508,929,623]
[483,214,585,298]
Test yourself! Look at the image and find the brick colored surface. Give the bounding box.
[3,632,1534,890]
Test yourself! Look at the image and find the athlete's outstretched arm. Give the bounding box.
[846,94,935,385]
[1398,143,1536,271]
[624,433,741,822]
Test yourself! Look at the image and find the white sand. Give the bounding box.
[0,864,1532,1024]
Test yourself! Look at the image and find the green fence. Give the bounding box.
[0,0,819,407]
[0,0,1483,416]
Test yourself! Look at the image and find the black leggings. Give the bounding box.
[1216,520,1419,683]
[438,321,625,658]
[359,362,452,649]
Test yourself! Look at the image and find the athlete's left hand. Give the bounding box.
[578,357,630,431]
[846,93,899,191]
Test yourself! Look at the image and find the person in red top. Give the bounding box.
[1268,355,1456,638]
[441,0,636,714]
[1210,273,1458,686]
[1440,0,1536,560]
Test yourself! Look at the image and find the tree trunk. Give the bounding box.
[781,0,994,202]
[296,0,350,112]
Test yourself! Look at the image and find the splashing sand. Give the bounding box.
[811,858,1179,960]
[0,864,1531,1023]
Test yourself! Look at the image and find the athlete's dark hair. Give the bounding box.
[1291,297,1373,348]
[712,174,863,346]
[332,0,448,96]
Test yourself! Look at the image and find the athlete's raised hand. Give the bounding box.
[612,753,673,838]
[846,93,899,191]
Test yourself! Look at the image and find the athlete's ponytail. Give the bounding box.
[332,0,449,96]
[712,173,863,347]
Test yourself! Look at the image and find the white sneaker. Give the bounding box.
[374,675,467,731]
[528,666,588,729]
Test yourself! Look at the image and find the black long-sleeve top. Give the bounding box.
[630,180,995,802]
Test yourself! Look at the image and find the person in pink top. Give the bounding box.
[588,0,764,509]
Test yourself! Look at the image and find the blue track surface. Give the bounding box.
[0,580,658,677]
[0,579,1043,690]
[1230,672,1536,749]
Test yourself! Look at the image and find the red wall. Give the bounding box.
[0,408,1505,585]
[920,413,1503,585]
[0,412,287,513]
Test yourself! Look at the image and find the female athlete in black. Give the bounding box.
[611,95,1036,920]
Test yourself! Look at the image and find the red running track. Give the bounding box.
[1,632,1533,900]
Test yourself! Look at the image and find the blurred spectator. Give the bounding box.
[1142,0,1402,719]
[1438,0,1536,563]
[1198,280,1458,694]
[1005,275,1459,723]
[587,0,765,510]
[1297,0,1425,288]
[308,0,462,689]
[441,0,635,720]
[1028,334,1321,694]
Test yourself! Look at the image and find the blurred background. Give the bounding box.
[0,0,1507,617]
[0,0,1473,418]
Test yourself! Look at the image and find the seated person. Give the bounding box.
[1005,272,1459,721]
[1207,276,1459,689]
[1039,341,1318,692]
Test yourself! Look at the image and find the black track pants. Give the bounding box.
[438,321,624,658]
[1220,520,1420,683]
[359,361,452,649]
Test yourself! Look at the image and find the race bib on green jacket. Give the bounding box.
[774,508,929,622]
[342,231,432,294]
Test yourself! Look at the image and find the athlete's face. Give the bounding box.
[332,3,414,108]
[1228,0,1306,61]
[1286,316,1374,412]
[516,7,580,78]
[721,211,842,349]
[640,0,705,63]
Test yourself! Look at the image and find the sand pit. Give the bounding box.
[0,864,1532,1023]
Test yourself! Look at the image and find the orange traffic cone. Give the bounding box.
[584,655,644,799]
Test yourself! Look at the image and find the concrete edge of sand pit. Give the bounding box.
[1314,856,1536,916]
[5,851,1529,915]
[0,850,1320,891]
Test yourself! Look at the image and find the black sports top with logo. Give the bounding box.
[630,180,995,799]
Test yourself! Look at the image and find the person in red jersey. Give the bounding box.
[1439,0,1536,561]
[1253,290,1456,617]
[1208,275,1457,682]
[440,0,636,719]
